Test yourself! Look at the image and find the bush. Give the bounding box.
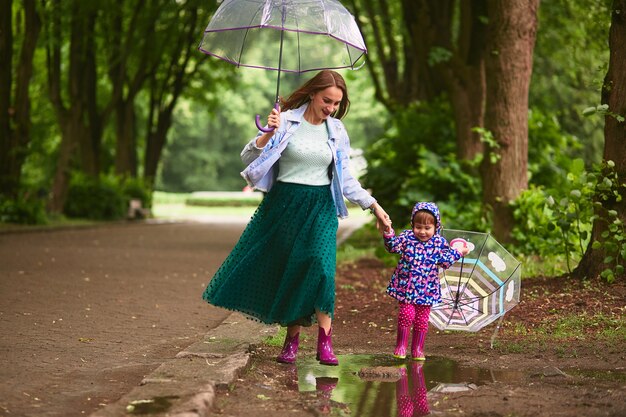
[64,174,127,220]
[122,177,153,209]
[0,195,47,225]
[362,98,485,231]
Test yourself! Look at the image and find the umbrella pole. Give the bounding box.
[274,4,286,105]
[489,315,506,349]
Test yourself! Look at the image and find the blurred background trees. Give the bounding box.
[1,0,623,280]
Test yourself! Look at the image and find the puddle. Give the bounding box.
[295,355,626,415]
[125,396,179,414]
[296,354,524,416]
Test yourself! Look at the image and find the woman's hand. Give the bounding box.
[267,106,280,130]
[255,106,281,148]
[370,203,392,232]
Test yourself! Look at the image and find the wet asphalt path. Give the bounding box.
[0,216,367,417]
[0,221,241,416]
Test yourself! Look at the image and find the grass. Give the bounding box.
[264,327,287,347]
[493,310,626,355]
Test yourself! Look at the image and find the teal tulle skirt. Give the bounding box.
[203,181,338,327]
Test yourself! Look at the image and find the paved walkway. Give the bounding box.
[0,214,369,417]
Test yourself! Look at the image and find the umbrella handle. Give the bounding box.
[255,115,275,133]
[255,102,280,133]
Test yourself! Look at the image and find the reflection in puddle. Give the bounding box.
[296,354,524,416]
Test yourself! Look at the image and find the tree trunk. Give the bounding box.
[0,0,14,197]
[143,5,199,186]
[482,0,539,243]
[46,0,102,212]
[48,125,76,213]
[69,3,99,176]
[0,0,41,199]
[573,0,626,280]
[114,102,137,176]
[440,0,487,161]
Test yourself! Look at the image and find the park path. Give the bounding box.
[0,215,368,417]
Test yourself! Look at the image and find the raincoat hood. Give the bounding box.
[411,202,442,234]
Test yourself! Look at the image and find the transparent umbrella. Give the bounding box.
[198,0,367,131]
[430,229,522,333]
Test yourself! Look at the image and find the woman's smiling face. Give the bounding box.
[304,86,343,124]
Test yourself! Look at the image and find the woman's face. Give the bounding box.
[305,86,343,124]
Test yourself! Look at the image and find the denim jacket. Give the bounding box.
[240,103,376,218]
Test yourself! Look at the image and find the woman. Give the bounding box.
[202,70,391,366]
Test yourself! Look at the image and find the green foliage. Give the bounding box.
[512,159,625,281]
[427,47,453,67]
[122,177,153,209]
[590,161,626,282]
[582,103,626,122]
[530,0,611,164]
[64,173,153,221]
[362,98,485,232]
[472,127,500,164]
[64,174,127,220]
[0,195,47,225]
[527,108,583,188]
[512,159,594,273]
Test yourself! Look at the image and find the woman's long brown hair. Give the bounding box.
[280,70,350,120]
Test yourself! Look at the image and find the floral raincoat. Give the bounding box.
[384,202,463,305]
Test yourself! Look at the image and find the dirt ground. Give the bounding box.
[211,258,626,417]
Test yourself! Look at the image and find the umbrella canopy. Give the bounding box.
[198,0,367,131]
[198,0,367,73]
[430,229,522,332]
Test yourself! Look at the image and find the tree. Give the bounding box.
[573,0,626,281]
[0,0,41,198]
[481,0,540,242]
[45,0,103,212]
[347,0,449,110]
[143,1,208,186]
[433,0,488,161]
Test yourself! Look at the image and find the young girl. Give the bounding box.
[382,202,469,360]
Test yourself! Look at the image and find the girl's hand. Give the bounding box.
[383,225,394,237]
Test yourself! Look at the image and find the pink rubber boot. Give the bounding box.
[396,366,412,417]
[394,303,415,359]
[277,331,299,364]
[411,305,430,361]
[316,327,339,366]
[409,362,430,415]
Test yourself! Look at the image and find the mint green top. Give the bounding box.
[277,120,332,186]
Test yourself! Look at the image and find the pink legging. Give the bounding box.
[398,303,431,331]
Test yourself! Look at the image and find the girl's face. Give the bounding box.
[305,86,343,124]
[413,221,435,242]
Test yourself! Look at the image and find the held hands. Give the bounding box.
[370,203,392,233]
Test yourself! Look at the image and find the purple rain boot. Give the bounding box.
[277,332,300,364]
[394,326,410,359]
[411,331,427,361]
[316,327,339,366]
